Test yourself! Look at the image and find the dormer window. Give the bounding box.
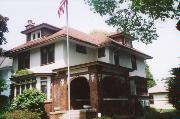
[31,30,41,40]
[98,47,105,58]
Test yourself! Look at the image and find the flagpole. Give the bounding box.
[66,1,71,119]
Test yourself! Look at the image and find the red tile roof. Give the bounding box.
[8,26,152,59]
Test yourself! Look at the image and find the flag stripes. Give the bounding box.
[58,0,67,18]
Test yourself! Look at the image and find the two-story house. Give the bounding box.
[7,20,152,117]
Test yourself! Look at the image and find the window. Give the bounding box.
[26,84,30,89]
[98,47,105,58]
[114,52,119,65]
[76,44,87,54]
[16,86,20,95]
[41,44,55,65]
[33,34,36,39]
[41,77,47,94]
[37,32,41,38]
[18,51,30,70]
[131,55,137,70]
[149,95,154,104]
[21,85,25,93]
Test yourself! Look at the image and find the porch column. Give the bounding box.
[89,71,103,112]
[52,78,61,111]
[52,71,68,111]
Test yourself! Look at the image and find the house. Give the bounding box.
[7,20,152,118]
[148,81,174,109]
[0,52,12,97]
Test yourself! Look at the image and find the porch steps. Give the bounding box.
[60,110,84,119]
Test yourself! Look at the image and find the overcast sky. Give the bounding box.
[0,0,179,80]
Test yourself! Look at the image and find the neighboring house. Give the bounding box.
[6,20,152,117]
[0,55,13,97]
[148,81,174,109]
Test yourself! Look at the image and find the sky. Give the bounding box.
[0,0,179,80]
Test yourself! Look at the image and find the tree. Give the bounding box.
[145,62,156,88]
[167,67,180,111]
[0,71,7,94]
[85,0,178,44]
[0,14,8,45]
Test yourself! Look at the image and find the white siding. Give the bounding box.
[64,41,97,66]
[150,93,174,109]
[30,40,66,73]
[130,57,146,77]
[98,47,110,63]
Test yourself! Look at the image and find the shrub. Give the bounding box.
[1,110,41,119]
[12,70,32,77]
[10,89,46,115]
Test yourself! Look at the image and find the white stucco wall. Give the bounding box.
[150,93,174,109]
[130,57,146,77]
[63,41,97,66]
[98,47,110,63]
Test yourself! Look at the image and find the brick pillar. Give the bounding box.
[89,73,102,112]
[52,78,61,111]
[59,78,68,111]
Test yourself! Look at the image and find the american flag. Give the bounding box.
[58,0,67,18]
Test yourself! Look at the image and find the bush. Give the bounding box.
[12,70,32,77]
[1,110,41,119]
[10,89,46,115]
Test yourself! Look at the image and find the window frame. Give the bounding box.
[76,44,87,54]
[131,55,137,70]
[18,51,30,70]
[98,47,105,58]
[114,52,119,65]
[40,44,55,65]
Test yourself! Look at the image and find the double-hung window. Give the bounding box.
[41,44,55,65]
[18,51,30,70]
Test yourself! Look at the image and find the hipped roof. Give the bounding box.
[7,26,152,59]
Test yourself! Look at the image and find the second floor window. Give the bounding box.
[131,55,137,70]
[18,51,30,70]
[98,47,105,58]
[114,52,119,65]
[76,44,87,54]
[41,44,55,65]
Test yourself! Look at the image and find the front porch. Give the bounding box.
[50,61,136,118]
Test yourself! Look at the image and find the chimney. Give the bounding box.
[25,20,35,29]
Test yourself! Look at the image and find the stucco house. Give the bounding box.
[6,20,152,118]
[148,81,174,109]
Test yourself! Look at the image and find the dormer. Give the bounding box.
[21,20,61,42]
[108,33,133,48]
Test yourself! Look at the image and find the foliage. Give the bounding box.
[167,67,180,111]
[0,71,7,94]
[1,110,41,119]
[0,14,8,45]
[176,2,180,31]
[10,89,46,115]
[145,62,156,88]
[138,108,178,119]
[0,95,10,119]
[85,0,178,44]
[12,69,33,77]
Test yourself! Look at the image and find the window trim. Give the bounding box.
[98,47,105,58]
[76,44,87,54]
[18,51,30,70]
[131,55,137,70]
[40,44,55,65]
